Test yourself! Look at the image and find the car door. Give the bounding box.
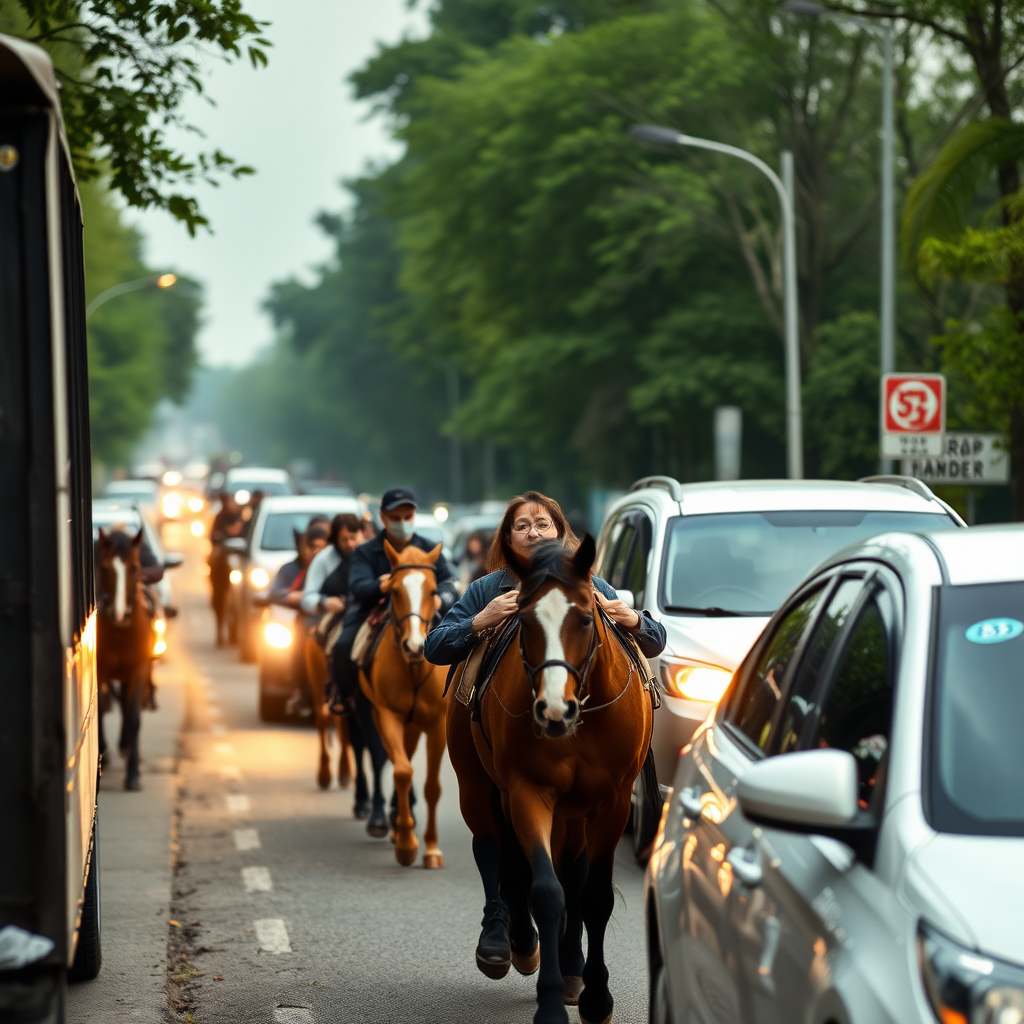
[725,568,907,1024]
[669,580,829,1024]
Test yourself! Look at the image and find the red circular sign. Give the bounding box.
[883,376,944,434]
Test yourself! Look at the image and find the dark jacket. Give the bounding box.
[423,568,667,667]
[343,532,458,631]
[269,558,302,606]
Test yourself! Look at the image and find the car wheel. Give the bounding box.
[69,817,101,982]
[258,662,287,722]
[632,773,661,865]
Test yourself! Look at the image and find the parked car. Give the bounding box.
[103,477,160,517]
[595,475,964,858]
[646,522,1024,1024]
[211,465,296,503]
[230,494,363,663]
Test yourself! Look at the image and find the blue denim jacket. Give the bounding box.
[424,568,667,666]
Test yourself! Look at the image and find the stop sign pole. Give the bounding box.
[880,373,946,460]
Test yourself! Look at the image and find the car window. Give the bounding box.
[608,519,638,591]
[811,593,894,809]
[623,514,653,606]
[775,577,864,754]
[596,514,628,582]
[259,512,327,551]
[729,587,824,753]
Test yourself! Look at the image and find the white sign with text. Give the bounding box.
[902,433,1009,486]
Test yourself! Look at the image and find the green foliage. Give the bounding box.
[1,0,270,233]
[81,180,201,465]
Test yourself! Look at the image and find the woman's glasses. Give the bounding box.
[512,519,554,535]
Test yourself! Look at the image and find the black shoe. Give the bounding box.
[475,899,511,979]
[353,799,371,820]
[366,810,389,838]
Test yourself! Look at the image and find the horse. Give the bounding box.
[360,540,448,869]
[447,535,656,1024]
[209,541,234,646]
[305,637,354,790]
[96,528,157,791]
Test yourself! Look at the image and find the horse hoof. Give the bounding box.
[475,953,510,980]
[395,844,418,867]
[579,1014,613,1024]
[423,850,444,869]
[563,977,584,1005]
[353,799,371,820]
[366,814,389,839]
[338,771,353,789]
[317,772,330,790]
[124,773,141,792]
[511,934,540,976]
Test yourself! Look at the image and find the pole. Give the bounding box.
[879,22,896,472]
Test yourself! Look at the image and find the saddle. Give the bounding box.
[446,614,521,715]
[351,600,389,672]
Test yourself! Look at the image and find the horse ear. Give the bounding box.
[424,543,442,565]
[132,528,145,547]
[98,527,108,546]
[383,538,401,568]
[571,533,596,578]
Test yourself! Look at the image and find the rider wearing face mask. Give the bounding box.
[330,487,459,714]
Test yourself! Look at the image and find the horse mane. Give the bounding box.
[97,528,138,562]
[516,539,589,602]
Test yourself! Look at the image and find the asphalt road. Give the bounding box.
[108,527,651,1024]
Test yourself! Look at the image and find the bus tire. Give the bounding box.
[69,819,101,982]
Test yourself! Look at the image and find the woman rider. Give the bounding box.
[423,491,666,972]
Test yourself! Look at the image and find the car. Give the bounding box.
[256,600,302,721]
[594,475,964,858]
[103,477,160,516]
[207,465,296,503]
[231,494,363,664]
[413,511,452,559]
[646,522,1024,1024]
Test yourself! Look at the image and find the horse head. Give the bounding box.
[505,534,597,738]
[384,540,442,663]
[96,527,144,625]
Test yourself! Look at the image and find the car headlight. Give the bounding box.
[153,637,167,656]
[187,497,204,513]
[154,618,166,634]
[919,922,1024,1024]
[249,566,270,590]
[660,657,732,704]
[190,520,205,537]
[229,569,242,585]
[264,621,292,649]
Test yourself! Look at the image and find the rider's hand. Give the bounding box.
[285,591,302,607]
[472,590,519,634]
[322,596,344,613]
[378,573,392,594]
[595,590,642,631]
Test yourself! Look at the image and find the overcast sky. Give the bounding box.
[128,0,429,367]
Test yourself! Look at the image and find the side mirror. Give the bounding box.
[615,589,635,609]
[737,748,858,828]
[163,552,184,570]
[222,537,248,555]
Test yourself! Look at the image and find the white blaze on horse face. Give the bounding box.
[533,588,571,721]
[401,571,426,653]
[112,556,127,622]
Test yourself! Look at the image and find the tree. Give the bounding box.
[0,0,269,233]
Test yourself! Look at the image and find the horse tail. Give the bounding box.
[640,743,663,826]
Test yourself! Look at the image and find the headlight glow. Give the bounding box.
[249,566,271,590]
[660,659,732,703]
[154,618,166,634]
[162,493,182,517]
[187,497,204,513]
[153,637,167,656]
[162,470,182,486]
[235,489,251,505]
[229,569,242,585]
[919,922,1024,1024]
[190,520,205,537]
[264,621,293,649]
[433,505,449,523]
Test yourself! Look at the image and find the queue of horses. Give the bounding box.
[93,496,663,1024]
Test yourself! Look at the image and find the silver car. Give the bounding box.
[594,475,964,856]
[646,523,1024,1024]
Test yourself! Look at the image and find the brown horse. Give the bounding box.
[447,536,654,1024]
[360,540,448,869]
[305,636,354,789]
[96,528,157,791]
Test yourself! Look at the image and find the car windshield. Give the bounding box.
[105,483,157,500]
[661,510,957,615]
[231,479,292,496]
[259,512,330,551]
[928,582,1024,837]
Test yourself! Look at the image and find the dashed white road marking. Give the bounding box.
[226,794,250,813]
[219,765,243,782]
[255,918,291,954]
[273,1008,313,1023]
[242,866,273,892]
[214,743,234,756]
[233,828,261,851]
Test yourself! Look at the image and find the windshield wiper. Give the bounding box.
[664,605,750,617]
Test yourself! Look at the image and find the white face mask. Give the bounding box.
[386,518,415,541]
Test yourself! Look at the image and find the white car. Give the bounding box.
[207,465,296,503]
[103,478,160,516]
[646,523,1024,1024]
[594,475,964,857]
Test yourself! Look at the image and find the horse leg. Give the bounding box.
[421,715,445,869]
[353,690,389,837]
[338,716,353,789]
[500,805,539,976]
[347,710,370,817]
[374,708,418,867]
[508,784,567,1024]
[558,841,588,1005]
[122,665,147,791]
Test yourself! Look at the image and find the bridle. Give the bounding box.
[97,558,139,628]
[518,603,602,706]
[387,562,440,639]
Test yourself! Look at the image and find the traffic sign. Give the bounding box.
[902,432,1010,486]
[880,373,945,458]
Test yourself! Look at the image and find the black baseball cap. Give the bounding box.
[380,487,418,511]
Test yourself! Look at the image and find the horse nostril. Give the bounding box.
[565,700,579,720]
[534,700,547,720]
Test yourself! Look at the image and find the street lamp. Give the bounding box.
[86,272,178,319]
[629,124,803,479]
[779,0,895,469]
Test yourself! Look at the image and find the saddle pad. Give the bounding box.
[467,616,521,714]
[451,639,488,707]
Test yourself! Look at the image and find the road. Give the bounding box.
[74,526,649,1024]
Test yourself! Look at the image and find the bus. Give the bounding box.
[0,33,101,1020]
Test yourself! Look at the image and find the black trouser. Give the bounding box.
[328,624,361,705]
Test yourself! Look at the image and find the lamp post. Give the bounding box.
[629,124,803,479]
[780,0,895,469]
[86,272,178,319]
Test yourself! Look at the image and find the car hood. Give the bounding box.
[659,614,769,670]
[904,833,1024,964]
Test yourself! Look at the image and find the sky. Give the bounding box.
[128,0,429,368]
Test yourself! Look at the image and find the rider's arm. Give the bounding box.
[592,575,667,659]
[423,577,491,666]
[270,562,300,606]
[299,548,335,614]
[347,544,383,606]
